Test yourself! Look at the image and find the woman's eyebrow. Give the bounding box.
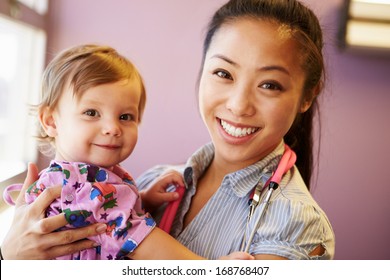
[210,54,237,66]
[259,65,290,76]
[210,54,290,75]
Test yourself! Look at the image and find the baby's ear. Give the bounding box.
[39,107,58,137]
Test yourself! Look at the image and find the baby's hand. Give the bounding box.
[218,252,254,260]
[140,169,185,213]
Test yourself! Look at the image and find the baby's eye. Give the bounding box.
[84,109,99,117]
[214,70,232,80]
[120,114,134,121]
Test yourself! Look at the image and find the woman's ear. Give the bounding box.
[300,99,313,113]
[300,84,321,113]
[39,107,58,137]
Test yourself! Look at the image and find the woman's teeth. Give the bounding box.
[220,119,259,138]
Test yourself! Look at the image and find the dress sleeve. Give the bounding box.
[249,198,332,259]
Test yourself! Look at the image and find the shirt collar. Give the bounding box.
[183,141,286,198]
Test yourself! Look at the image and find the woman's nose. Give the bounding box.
[226,85,256,117]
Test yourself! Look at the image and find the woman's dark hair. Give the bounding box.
[201,0,325,190]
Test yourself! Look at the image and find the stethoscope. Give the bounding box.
[159,144,296,253]
[240,144,296,252]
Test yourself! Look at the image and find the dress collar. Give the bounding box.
[49,160,133,185]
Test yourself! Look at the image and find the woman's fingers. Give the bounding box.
[55,223,107,246]
[9,218,107,259]
[45,239,98,260]
[15,162,39,207]
[33,210,68,234]
[42,223,107,259]
[28,186,62,226]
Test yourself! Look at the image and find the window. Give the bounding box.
[0,15,46,181]
[0,0,47,244]
[18,0,48,15]
[339,0,390,52]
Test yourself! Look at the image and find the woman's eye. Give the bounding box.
[260,82,282,91]
[120,114,134,121]
[84,109,99,117]
[215,70,232,80]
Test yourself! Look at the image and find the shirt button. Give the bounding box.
[184,168,193,186]
[65,194,74,202]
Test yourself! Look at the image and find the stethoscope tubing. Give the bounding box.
[242,145,296,253]
[159,184,186,233]
[243,187,274,252]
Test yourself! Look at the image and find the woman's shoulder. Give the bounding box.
[272,165,332,226]
[258,170,335,259]
[278,166,315,203]
[274,165,333,230]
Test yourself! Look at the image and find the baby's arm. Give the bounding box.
[139,170,184,213]
[128,227,253,260]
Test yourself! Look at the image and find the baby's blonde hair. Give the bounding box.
[34,44,146,156]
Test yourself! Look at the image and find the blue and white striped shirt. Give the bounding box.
[136,142,335,259]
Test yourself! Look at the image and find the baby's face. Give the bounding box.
[49,79,142,169]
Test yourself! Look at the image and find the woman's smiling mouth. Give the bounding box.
[219,118,259,138]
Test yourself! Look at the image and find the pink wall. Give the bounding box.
[45,0,390,260]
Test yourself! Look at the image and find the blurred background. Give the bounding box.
[0,0,389,260]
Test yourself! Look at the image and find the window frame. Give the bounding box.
[0,0,48,243]
[0,0,47,30]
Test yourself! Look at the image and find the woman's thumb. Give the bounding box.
[15,162,39,206]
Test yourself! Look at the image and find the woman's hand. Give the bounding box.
[139,169,184,213]
[1,163,107,259]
